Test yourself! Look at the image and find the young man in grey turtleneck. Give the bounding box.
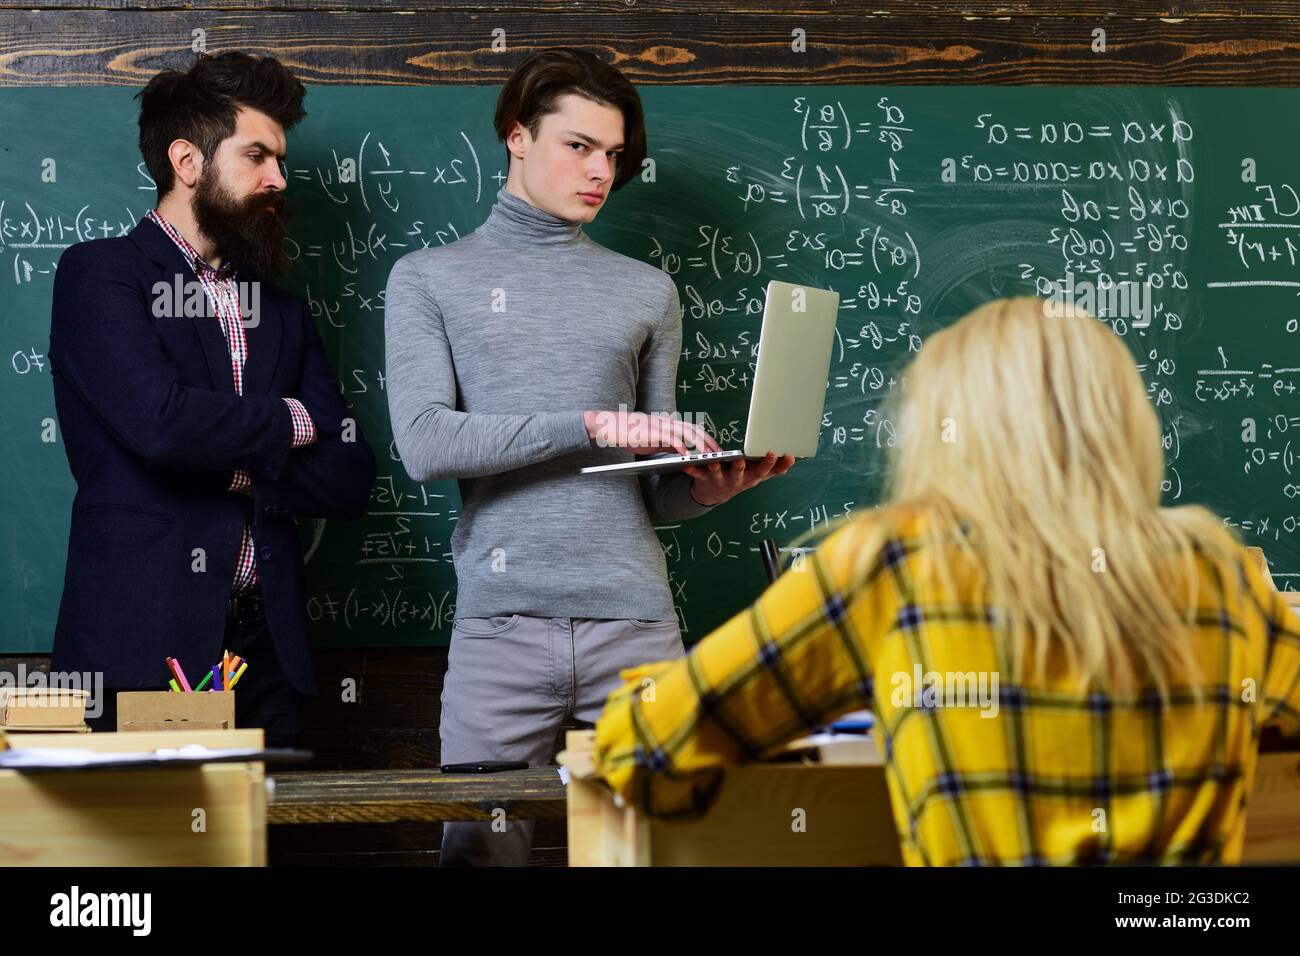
[384,49,794,866]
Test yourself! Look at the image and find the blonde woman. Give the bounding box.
[591,296,1300,865]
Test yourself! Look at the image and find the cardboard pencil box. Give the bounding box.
[115,691,236,732]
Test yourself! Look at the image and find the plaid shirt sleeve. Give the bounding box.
[1250,560,1300,738]
[228,469,252,495]
[593,519,887,819]
[225,401,315,494]
[283,397,317,448]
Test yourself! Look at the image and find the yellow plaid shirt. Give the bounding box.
[593,506,1300,865]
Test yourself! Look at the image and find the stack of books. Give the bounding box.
[0,688,90,733]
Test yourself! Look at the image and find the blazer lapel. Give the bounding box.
[129,216,283,396]
[130,216,235,394]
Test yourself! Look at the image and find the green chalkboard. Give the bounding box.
[4,85,1299,652]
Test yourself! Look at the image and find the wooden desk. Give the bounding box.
[1243,751,1300,863]
[560,731,1300,866]
[561,731,903,866]
[267,768,567,825]
[0,729,266,866]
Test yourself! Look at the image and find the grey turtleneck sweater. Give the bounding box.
[383,187,716,620]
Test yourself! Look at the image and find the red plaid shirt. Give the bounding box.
[147,209,316,594]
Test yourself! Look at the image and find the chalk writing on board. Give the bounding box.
[6,87,1299,653]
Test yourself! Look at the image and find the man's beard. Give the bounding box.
[192,168,291,279]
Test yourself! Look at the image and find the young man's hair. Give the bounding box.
[135,51,307,198]
[494,48,647,191]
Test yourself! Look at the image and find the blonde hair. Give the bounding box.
[794,296,1241,700]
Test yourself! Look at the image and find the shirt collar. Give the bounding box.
[146,209,238,280]
[476,187,585,247]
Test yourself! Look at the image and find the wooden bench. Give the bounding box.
[268,768,566,825]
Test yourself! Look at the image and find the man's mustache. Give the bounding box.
[246,192,289,223]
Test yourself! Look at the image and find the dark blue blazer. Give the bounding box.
[48,215,377,696]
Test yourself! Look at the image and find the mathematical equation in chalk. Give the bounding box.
[7,87,1300,640]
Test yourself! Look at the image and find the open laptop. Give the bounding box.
[579,279,840,477]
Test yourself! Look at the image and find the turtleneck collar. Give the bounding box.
[476,186,585,247]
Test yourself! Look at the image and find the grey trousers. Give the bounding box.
[438,614,686,866]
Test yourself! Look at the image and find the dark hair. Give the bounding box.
[494,48,646,192]
[135,52,307,198]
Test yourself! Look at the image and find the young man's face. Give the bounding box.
[192,106,291,277]
[509,92,625,223]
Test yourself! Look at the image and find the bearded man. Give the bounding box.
[48,52,376,743]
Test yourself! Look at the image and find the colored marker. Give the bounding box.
[167,657,193,692]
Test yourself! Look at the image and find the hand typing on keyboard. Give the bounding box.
[583,409,720,457]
